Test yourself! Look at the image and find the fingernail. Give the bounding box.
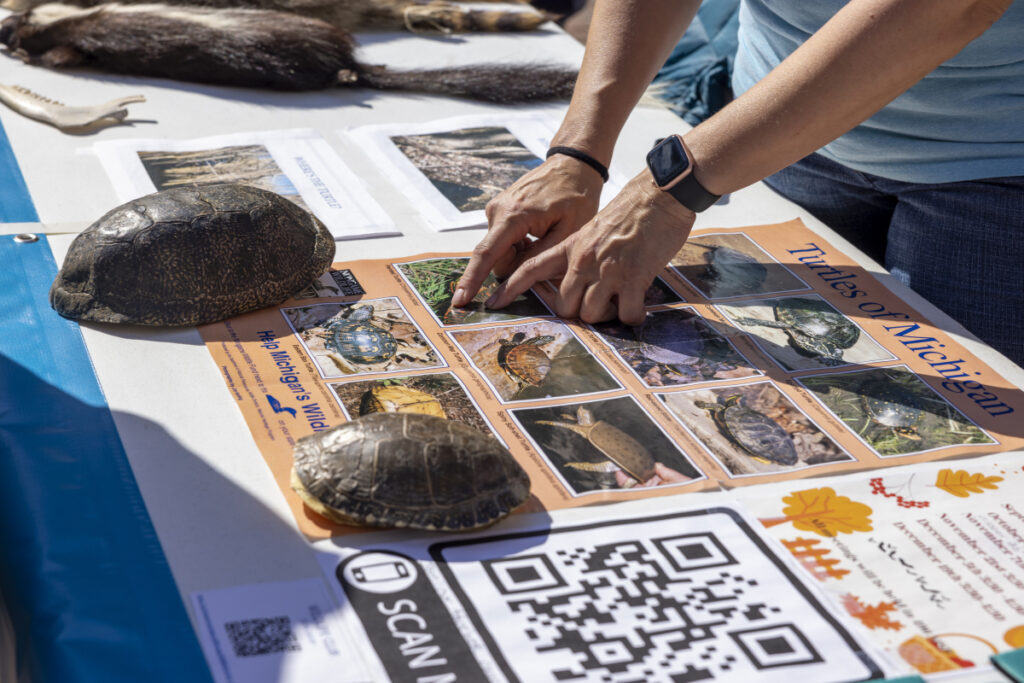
[452,287,465,306]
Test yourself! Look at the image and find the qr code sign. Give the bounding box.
[224,616,301,657]
[432,508,879,683]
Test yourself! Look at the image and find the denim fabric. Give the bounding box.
[653,0,740,125]
[764,153,1024,366]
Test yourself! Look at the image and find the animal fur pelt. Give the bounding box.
[0,0,550,32]
[0,3,577,102]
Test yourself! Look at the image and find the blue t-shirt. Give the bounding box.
[731,0,1024,183]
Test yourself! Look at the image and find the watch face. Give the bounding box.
[647,135,691,188]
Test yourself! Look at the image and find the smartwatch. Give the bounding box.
[645,135,720,213]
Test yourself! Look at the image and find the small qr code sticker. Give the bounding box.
[224,616,301,657]
[431,507,880,682]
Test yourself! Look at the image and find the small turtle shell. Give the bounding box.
[50,183,335,326]
[328,318,398,365]
[505,343,551,386]
[585,421,656,482]
[775,298,860,350]
[292,413,530,531]
[718,405,798,466]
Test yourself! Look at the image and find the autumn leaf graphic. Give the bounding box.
[934,469,1003,498]
[841,594,903,631]
[760,487,873,537]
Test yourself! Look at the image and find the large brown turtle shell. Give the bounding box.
[50,183,335,326]
[291,413,530,531]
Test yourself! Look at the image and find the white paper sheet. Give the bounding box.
[312,500,892,683]
[92,128,397,241]
[190,578,371,683]
[344,113,627,232]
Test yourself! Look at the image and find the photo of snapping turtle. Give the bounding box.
[282,297,443,379]
[718,294,893,371]
[449,320,621,403]
[799,366,995,456]
[659,382,852,477]
[511,396,702,495]
[670,232,809,299]
[328,372,496,439]
[591,307,760,386]
[390,126,542,212]
[395,257,552,326]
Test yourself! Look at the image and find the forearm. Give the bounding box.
[552,0,700,166]
[687,0,1011,195]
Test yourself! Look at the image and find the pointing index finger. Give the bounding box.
[487,244,568,309]
[452,228,522,308]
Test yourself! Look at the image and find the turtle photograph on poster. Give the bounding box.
[394,257,552,326]
[591,307,760,387]
[449,320,621,403]
[511,396,703,495]
[659,381,852,477]
[329,372,497,440]
[799,366,996,456]
[670,232,809,299]
[718,294,894,371]
[281,297,443,379]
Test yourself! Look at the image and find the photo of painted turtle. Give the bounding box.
[537,406,657,484]
[695,395,799,466]
[358,384,446,418]
[50,183,335,326]
[291,413,530,531]
[497,332,555,390]
[325,304,398,365]
[734,297,860,366]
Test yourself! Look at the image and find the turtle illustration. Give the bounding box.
[291,413,530,531]
[695,395,799,466]
[859,379,925,440]
[733,297,859,365]
[325,305,398,368]
[688,242,768,296]
[497,332,556,391]
[633,314,737,381]
[50,183,335,326]
[537,407,656,484]
[358,384,446,418]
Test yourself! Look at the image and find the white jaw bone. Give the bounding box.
[0,84,145,131]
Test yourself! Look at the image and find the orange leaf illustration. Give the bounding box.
[841,594,903,631]
[934,469,1003,498]
[760,487,873,537]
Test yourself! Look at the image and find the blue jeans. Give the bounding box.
[763,153,1024,367]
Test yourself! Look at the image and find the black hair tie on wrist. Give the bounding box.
[546,146,609,183]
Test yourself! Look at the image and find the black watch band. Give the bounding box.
[646,135,720,213]
[546,146,609,182]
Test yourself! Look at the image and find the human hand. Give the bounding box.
[615,462,693,489]
[486,170,697,326]
[451,154,603,308]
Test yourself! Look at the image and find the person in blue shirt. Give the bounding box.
[452,0,1023,365]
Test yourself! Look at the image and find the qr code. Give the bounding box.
[224,616,301,657]
[433,508,878,683]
